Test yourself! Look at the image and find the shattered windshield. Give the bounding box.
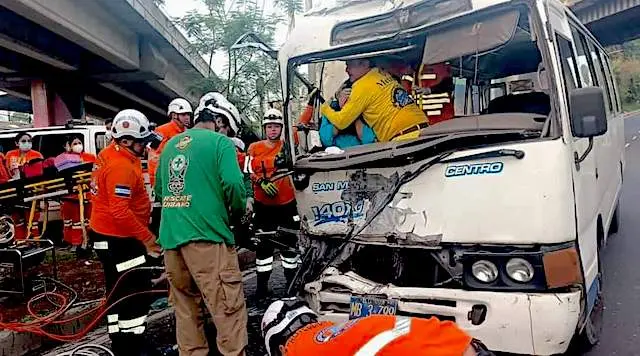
[290,7,551,160]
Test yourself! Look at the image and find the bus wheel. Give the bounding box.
[580,265,604,349]
[609,201,621,235]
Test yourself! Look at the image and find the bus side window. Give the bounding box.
[555,34,580,110]
[593,47,616,115]
[570,26,597,89]
[602,54,621,114]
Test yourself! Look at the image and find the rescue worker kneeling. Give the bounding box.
[262,299,495,356]
[247,109,300,297]
[90,109,162,356]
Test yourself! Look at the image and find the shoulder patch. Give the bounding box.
[114,184,131,198]
[392,87,415,108]
[314,319,359,344]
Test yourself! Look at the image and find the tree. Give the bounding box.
[175,0,284,137]
[274,0,303,32]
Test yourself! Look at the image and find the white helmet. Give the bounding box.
[199,92,228,108]
[111,109,152,140]
[261,298,317,356]
[167,98,193,116]
[263,108,284,126]
[194,93,241,134]
[230,137,245,151]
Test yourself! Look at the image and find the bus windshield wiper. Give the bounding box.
[440,149,525,164]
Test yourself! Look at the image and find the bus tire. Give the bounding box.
[579,257,604,350]
[609,200,621,235]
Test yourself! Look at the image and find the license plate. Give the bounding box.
[349,296,398,319]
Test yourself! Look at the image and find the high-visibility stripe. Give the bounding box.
[118,315,147,328]
[292,215,300,222]
[264,306,316,356]
[120,326,145,334]
[420,74,437,80]
[257,265,273,272]
[93,241,109,250]
[424,98,450,104]
[107,314,118,323]
[426,93,450,98]
[281,260,298,269]
[256,257,274,265]
[401,75,414,82]
[426,110,443,116]
[108,325,120,334]
[281,255,299,264]
[244,156,255,174]
[116,255,146,272]
[152,202,162,208]
[354,317,411,356]
[423,104,444,110]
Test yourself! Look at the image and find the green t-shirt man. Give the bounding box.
[154,128,246,249]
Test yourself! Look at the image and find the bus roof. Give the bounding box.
[279,0,514,64]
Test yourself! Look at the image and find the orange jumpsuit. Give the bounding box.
[147,120,185,188]
[283,315,472,356]
[90,142,154,243]
[58,152,96,246]
[246,140,295,206]
[5,149,44,239]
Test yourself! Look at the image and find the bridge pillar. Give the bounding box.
[31,80,85,127]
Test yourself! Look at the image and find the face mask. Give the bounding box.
[71,143,83,154]
[19,142,32,152]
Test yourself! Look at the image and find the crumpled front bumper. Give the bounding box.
[303,268,582,355]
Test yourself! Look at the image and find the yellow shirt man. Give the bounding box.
[320,66,428,142]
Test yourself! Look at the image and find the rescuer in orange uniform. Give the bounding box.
[147,98,193,235]
[247,108,299,297]
[261,299,495,356]
[89,109,163,356]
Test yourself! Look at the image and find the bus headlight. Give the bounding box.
[471,260,498,283]
[506,258,535,283]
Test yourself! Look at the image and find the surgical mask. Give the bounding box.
[71,143,83,154]
[19,142,31,152]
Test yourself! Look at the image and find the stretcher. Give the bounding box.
[0,163,93,295]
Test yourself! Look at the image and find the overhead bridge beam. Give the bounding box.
[573,0,640,23]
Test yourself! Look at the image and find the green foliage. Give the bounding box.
[611,40,640,112]
[175,0,308,138]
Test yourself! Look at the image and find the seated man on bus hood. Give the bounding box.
[320,58,428,142]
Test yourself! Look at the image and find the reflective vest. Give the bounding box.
[283,315,472,356]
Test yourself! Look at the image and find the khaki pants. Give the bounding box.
[165,242,248,356]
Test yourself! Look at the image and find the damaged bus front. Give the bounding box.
[278,0,624,354]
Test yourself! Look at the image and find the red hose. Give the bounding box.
[0,267,168,342]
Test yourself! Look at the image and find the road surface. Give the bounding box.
[586,112,640,355]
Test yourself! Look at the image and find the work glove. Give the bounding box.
[258,178,279,198]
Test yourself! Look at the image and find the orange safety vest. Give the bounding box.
[246,140,295,206]
[0,153,10,184]
[284,316,472,356]
[147,120,185,188]
[89,142,153,242]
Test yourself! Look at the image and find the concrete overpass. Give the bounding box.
[569,0,640,46]
[0,0,210,126]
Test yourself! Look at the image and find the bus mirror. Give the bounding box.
[569,87,607,138]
